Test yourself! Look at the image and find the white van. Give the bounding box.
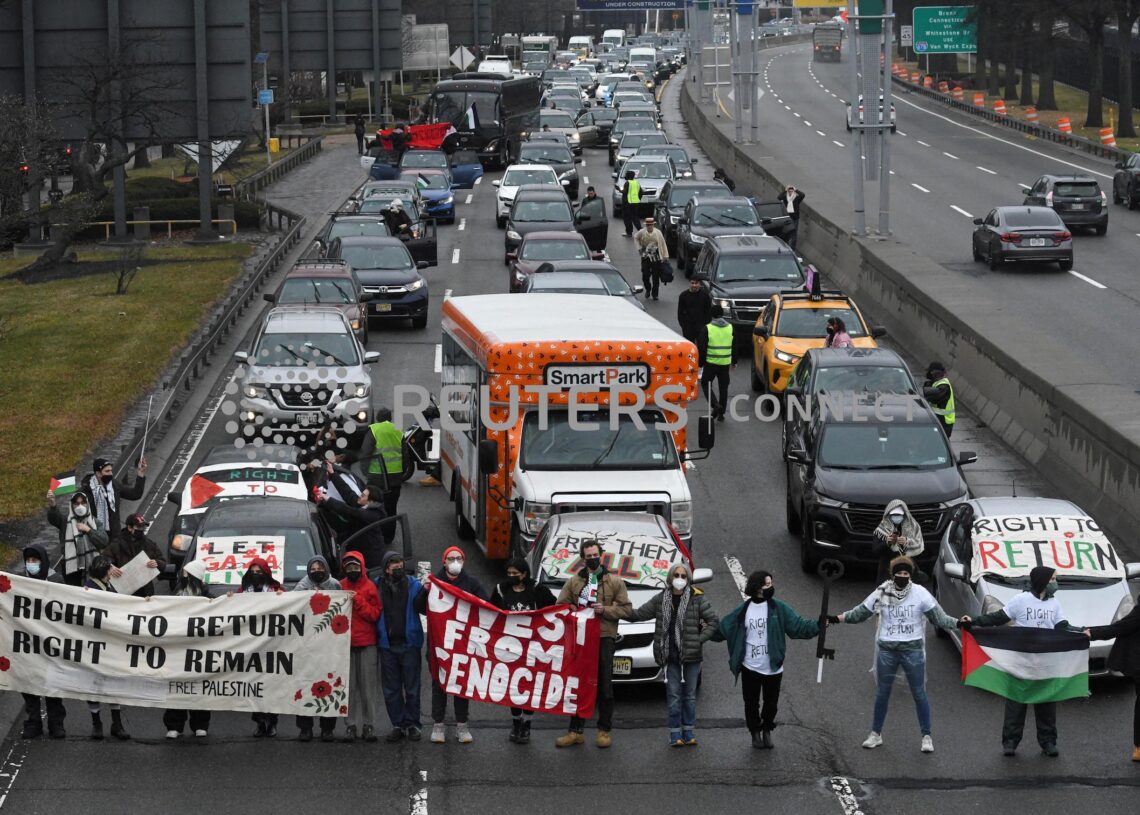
[568,35,594,56]
[603,29,626,49]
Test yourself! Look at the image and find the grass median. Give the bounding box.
[0,243,251,528]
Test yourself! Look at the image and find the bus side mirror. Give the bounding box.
[697,414,715,450]
[478,439,499,475]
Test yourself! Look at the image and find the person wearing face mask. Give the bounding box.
[872,500,924,583]
[293,556,342,742]
[46,490,109,586]
[958,566,1078,757]
[239,558,285,737]
[163,559,212,740]
[491,558,558,744]
[84,556,131,740]
[107,513,166,597]
[712,570,819,749]
[621,563,719,746]
[554,540,632,748]
[82,456,148,543]
[415,546,488,744]
[12,544,68,739]
[341,551,382,743]
[829,556,958,753]
[375,551,424,743]
[825,316,853,349]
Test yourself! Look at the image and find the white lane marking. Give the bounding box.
[889,170,896,175]
[817,130,827,136]
[912,183,931,193]
[897,130,907,136]
[950,205,974,218]
[916,139,931,147]
[457,218,466,231]
[804,120,812,127]
[434,344,442,373]
[942,151,959,160]
[410,770,428,815]
[451,248,460,264]
[1069,270,1107,289]
[0,741,28,811]
[443,288,453,299]
[723,555,748,599]
[976,166,997,175]
[1018,183,1031,189]
[833,140,845,147]
[894,94,1114,179]
[784,104,791,110]
[583,175,589,185]
[794,112,801,118]
[465,194,473,204]
[830,776,866,815]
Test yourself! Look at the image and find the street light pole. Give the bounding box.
[255,51,272,168]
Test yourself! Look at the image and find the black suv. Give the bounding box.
[753,200,796,243]
[654,179,731,253]
[785,397,976,572]
[676,196,768,273]
[1112,153,1140,209]
[691,234,809,349]
[1022,174,1108,235]
[516,142,580,199]
[505,188,577,257]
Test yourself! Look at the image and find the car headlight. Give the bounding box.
[1113,594,1136,623]
[570,132,581,142]
[522,501,552,535]
[507,230,521,240]
[717,298,731,310]
[774,349,798,364]
[440,195,454,205]
[671,501,692,535]
[407,278,425,292]
[814,493,843,508]
[689,233,707,244]
[245,384,268,398]
[352,384,369,398]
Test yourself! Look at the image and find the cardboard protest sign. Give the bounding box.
[425,578,600,718]
[540,526,691,588]
[196,535,285,586]
[0,575,352,714]
[969,515,1123,581]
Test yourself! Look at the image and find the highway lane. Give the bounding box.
[4,81,1139,814]
[751,45,1140,407]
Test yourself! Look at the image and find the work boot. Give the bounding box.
[385,727,405,743]
[90,712,104,741]
[362,725,378,743]
[555,730,584,748]
[1042,743,1059,757]
[253,721,267,738]
[1002,741,1017,757]
[596,730,612,748]
[298,728,313,743]
[509,719,522,743]
[20,720,43,740]
[320,728,335,743]
[518,720,531,745]
[110,710,130,741]
[761,728,774,749]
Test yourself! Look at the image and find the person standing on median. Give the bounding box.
[634,216,669,301]
[376,551,424,743]
[12,543,68,740]
[293,556,342,743]
[555,539,632,749]
[341,551,382,743]
[776,185,805,249]
[701,305,736,421]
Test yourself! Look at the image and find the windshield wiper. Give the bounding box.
[718,215,754,225]
[591,430,625,468]
[821,464,867,470]
[328,280,353,302]
[305,344,348,365]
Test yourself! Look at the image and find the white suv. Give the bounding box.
[493,163,565,228]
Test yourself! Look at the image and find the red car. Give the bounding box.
[506,231,605,292]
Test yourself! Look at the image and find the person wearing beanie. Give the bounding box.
[81,456,148,543]
[83,556,131,741]
[415,546,487,744]
[108,513,166,597]
[375,551,424,743]
[45,489,109,586]
[10,543,67,739]
[341,551,382,743]
[711,569,818,749]
[829,556,958,753]
[163,559,212,739]
[959,565,1078,756]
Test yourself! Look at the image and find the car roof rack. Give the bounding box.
[291,258,348,268]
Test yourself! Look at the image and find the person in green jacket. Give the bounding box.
[621,563,720,746]
[711,570,820,749]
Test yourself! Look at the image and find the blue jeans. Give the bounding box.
[379,645,421,729]
[665,660,701,732]
[872,648,931,736]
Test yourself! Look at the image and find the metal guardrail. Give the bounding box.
[893,75,1132,162]
[234,135,324,200]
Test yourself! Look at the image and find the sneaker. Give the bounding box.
[1002,741,1017,756]
[385,728,405,743]
[406,725,422,742]
[194,730,208,738]
[669,730,683,747]
[165,729,180,740]
[430,723,446,743]
[596,730,612,748]
[342,725,357,743]
[921,735,934,753]
[1042,743,1059,757]
[555,731,585,748]
[751,730,765,749]
[362,725,378,743]
[862,732,883,749]
[456,723,473,744]
[683,730,697,746]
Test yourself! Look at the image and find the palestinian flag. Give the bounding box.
[49,471,77,496]
[961,627,1089,704]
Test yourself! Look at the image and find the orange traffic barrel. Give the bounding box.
[1100,127,1117,147]
[1057,117,1072,133]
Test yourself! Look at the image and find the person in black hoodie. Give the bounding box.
[12,544,68,739]
[677,275,712,357]
[416,546,487,744]
[315,470,389,569]
[1087,606,1140,762]
[108,513,166,597]
[491,558,558,744]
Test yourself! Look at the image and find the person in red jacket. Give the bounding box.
[341,551,382,742]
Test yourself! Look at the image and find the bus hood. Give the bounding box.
[515,468,688,509]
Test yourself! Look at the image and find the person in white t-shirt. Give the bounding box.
[959,565,1076,757]
[829,556,958,754]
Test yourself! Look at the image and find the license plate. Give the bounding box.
[1069,203,1086,210]
[1029,238,1046,247]
[612,657,632,676]
[373,303,392,313]
[297,412,322,426]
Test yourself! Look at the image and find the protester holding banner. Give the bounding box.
[621,563,719,746]
[1086,604,1140,762]
[83,556,131,740]
[554,539,632,749]
[12,543,68,740]
[491,558,559,745]
[108,513,166,597]
[46,489,109,587]
[163,559,212,740]
[416,546,488,744]
[82,456,148,543]
[240,558,284,737]
[341,551,382,743]
[712,570,819,749]
[960,566,1079,757]
[376,551,425,743]
[829,556,958,753]
[291,556,342,743]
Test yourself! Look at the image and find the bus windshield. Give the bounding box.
[520,410,678,470]
[430,90,499,126]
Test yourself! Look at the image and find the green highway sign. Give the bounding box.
[913,5,977,54]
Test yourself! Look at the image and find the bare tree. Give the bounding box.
[0,95,60,244]
[1057,0,1113,127]
[1115,0,1140,137]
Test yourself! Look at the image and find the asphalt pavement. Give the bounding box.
[3,77,1138,815]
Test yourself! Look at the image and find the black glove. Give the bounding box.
[957,619,973,631]
[826,615,841,625]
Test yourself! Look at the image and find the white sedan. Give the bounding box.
[492,164,564,228]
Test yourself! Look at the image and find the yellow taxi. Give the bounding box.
[750,288,885,393]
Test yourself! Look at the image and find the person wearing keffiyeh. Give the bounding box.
[45,490,109,586]
[81,456,147,543]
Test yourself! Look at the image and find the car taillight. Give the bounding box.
[1045,190,1053,205]
[999,232,1022,243]
[1100,191,1107,204]
[1055,231,1071,243]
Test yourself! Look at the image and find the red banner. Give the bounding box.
[425,578,600,718]
[376,122,455,151]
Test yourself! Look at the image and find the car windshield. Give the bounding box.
[776,306,864,338]
[643,146,687,163]
[327,220,389,239]
[401,152,446,168]
[593,270,632,294]
[813,366,913,394]
[693,204,758,226]
[627,162,671,179]
[253,332,359,367]
[521,239,589,260]
[521,410,678,470]
[278,278,355,305]
[754,203,788,220]
[515,200,573,221]
[715,255,803,284]
[668,185,725,206]
[619,110,655,121]
[542,112,577,128]
[592,109,618,122]
[339,244,414,271]
[1003,210,1062,228]
[818,424,951,470]
[520,146,573,163]
[504,169,558,187]
[534,284,608,294]
[621,134,666,150]
[401,172,448,190]
[539,527,687,588]
[1054,182,1099,197]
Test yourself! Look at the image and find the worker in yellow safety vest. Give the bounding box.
[701,305,737,421]
[922,361,956,437]
[622,170,643,236]
[359,407,405,518]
